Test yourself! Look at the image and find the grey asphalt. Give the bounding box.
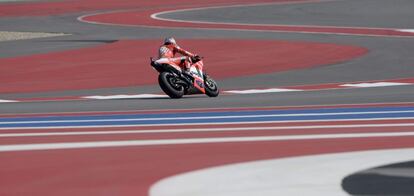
[1,85,414,114]
[0,0,413,113]
[160,0,414,28]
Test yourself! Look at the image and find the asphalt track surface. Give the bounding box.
[1,0,414,195]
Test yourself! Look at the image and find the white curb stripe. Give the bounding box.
[1,131,414,152]
[1,110,414,125]
[2,123,414,137]
[2,117,414,130]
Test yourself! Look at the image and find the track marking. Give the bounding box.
[0,99,17,103]
[2,123,414,137]
[83,94,168,99]
[2,110,413,124]
[150,0,414,38]
[2,117,414,130]
[224,88,302,94]
[150,148,414,196]
[78,0,414,38]
[340,82,410,88]
[1,102,414,117]
[1,106,414,129]
[0,31,68,42]
[1,79,413,104]
[1,131,414,152]
[150,0,330,23]
[399,29,414,33]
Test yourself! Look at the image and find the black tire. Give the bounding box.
[204,74,219,97]
[158,72,184,98]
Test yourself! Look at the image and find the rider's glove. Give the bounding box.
[191,55,201,63]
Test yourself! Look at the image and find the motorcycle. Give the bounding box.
[150,55,219,99]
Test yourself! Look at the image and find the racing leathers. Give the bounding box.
[155,43,195,72]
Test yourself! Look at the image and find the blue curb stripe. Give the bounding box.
[1,106,414,128]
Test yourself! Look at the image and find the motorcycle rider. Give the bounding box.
[154,37,197,77]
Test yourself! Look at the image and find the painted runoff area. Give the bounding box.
[1,105,414,196]
[150,148,414,196]
[1,105,414,152]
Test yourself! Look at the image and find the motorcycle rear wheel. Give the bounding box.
[158,72,184,98]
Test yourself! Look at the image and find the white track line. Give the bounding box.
[150,0,414,38]
[79,19,414,38]
[398,29,414,33]
[83,94,168,99]
[1,131,414,152]
[79,81,413,99]
[2,117,414,130]
[77,1,414,38]
[340,82,411,88]
[150,148,414,196]
[2,123,414,137]
[1,102,414,116]
[0,99,18,103]
[151,0,333,25]
[1,81,413,104]
[224,88,302,94]
[1,110,413,125]
[151,0,395,31]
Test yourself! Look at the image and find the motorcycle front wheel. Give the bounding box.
[204,73,219,97]
[158,72,184,98]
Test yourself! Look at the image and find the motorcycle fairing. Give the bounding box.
[152,57,206,94]
[190,61,205,93]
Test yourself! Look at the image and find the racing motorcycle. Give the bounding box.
[150,55,219,99]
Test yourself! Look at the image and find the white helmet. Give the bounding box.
[164,37,176,45]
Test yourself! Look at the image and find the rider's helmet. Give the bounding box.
[164,37,176,45]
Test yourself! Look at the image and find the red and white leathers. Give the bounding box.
[155,44,195,71]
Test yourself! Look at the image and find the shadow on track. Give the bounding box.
[137,95,210,100]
